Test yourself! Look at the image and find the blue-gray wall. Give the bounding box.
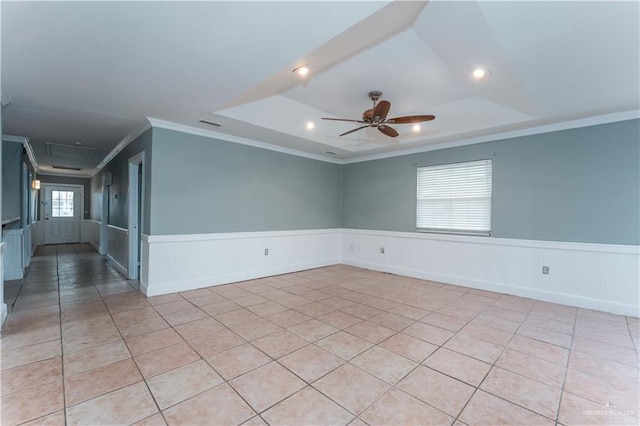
[90,172,102,222]
[2,141,22,218]
[89,119,639,245]
[91,129,153,234]
[149,128,343,235]
[342,119,640,245]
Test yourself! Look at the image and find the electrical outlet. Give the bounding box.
[380,246,385,254]
[264,248,269,255]
[542,266,549,274]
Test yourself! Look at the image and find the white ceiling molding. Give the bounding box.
[146,117,344,165]
[88,119,152,177]
[2,134,38,171]
[32,108,640,180]
[342,109,640,164]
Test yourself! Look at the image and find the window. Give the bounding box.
[52,190,74,217]
[416,159,492,235]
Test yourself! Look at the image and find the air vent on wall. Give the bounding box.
[199,119,222,128]
[45,142,95,158]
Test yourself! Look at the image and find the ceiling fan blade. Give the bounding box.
[373,100,391,120]
[387,115,436,124]
[378,125,399,137]
[322,117,366,123]
[340,125,370,137]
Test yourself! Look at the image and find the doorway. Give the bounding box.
[127,152,144,280]
[42,184,83,244]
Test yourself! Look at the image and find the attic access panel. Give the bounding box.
[45,142,96,159]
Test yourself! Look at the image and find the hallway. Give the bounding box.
[1,244,639,425]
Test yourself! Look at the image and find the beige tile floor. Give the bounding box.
[1,244,639,425]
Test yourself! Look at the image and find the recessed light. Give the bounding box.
[306,121,315,130]
[74,140,83,146]
[412,124,421,132]
[293,66,309,76]
[472,67,491,80]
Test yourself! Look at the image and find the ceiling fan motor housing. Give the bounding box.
[368,91,382,102]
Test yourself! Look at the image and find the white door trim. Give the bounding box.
[21,163,29,267]
[127,152,145,280]
[40,183,84,244]
[100,174,109,255]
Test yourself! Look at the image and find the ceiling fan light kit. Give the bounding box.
[322,91,435,138]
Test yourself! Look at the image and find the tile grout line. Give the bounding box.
[55,246,69,426]
[60,244,162,424]
[85,255,167,425]
[555,306,578,425]
[457,298,568,424]
[148,290,266,421]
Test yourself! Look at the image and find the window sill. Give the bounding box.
[416,228,491,237]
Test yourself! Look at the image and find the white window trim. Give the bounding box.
[416,159,493,236]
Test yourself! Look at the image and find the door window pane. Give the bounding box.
[52,191,74,217]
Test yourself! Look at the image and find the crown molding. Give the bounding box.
[2,134,39,171]
[342,109,640,164]
[87,119,152,177]
[82,108,640,178]
[146,117,343,164]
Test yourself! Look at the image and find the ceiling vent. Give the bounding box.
[50,165,83,171]
[45,142,95,158]
[199,119,222,128]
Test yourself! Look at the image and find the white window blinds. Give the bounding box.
[416,159,492,234]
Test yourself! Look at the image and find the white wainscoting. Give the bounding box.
[35,220,44,246]
[141,229,342,297]
[107,225,128,276]
[342,229,640,317]
[1,242,7,326]
[22,223,31,267]
[31,222,38,255]
[2,229,24,280]
[84,220,101,252]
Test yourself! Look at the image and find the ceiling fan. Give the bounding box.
[322,91,435,137]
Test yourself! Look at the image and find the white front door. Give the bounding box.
[43,185,81,244]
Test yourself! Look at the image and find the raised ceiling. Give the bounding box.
[2,1,638,175]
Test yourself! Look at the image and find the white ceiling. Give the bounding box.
[2,1,639,174]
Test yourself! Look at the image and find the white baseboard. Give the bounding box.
[1,303,7,328]
[106,254,127,277]
[0,242,6,327]
[142,229,342,297]
[343,258,637,316]
[106,225,128,276]
[84,220,102,253]
[141,258,340,296]
[342,229,639,317]
[89,240,101,253]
